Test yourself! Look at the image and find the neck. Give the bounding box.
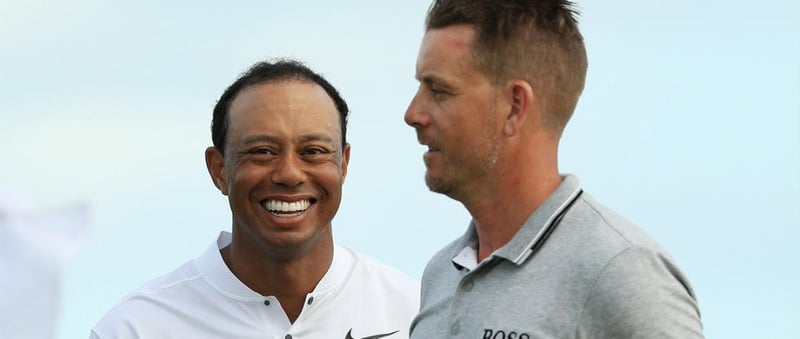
[221,231,333,323]
[466,140,561,261]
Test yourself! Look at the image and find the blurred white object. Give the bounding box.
[0,191,89,339]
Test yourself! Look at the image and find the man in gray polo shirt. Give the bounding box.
[403,0,704,337]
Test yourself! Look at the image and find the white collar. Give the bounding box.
[452,245,479,271]
[195,231,351,302]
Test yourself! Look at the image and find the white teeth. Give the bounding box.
[264,199,311,216]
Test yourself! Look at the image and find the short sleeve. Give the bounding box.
[576,247,704,338]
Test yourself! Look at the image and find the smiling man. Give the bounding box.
[91,60,419,339]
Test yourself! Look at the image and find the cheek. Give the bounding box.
[311,164,346,192]
[229,164,265,192]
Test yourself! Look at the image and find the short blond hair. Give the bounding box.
[426,0,588,135]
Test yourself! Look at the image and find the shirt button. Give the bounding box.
[263,300,270,306]
[463,280,474,291]
[307,296,314,305]
[450,321,461,335]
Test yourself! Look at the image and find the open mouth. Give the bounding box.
[263,199,314,218]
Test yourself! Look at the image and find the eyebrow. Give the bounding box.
[419,74,454,90]
[241,133,337,147]
[298,134,336,145]
[417,73,439,83]
[241,134,281,146]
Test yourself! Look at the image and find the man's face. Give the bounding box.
[405,24,503,202]
[214,80,349,258]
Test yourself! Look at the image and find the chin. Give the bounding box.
[425,176,452,196]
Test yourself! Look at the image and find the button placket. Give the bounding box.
[450,321,461,335]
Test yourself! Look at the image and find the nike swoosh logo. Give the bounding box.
[344,328,399,339]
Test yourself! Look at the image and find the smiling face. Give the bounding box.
[207,80,349,259]
[405,24,505,203]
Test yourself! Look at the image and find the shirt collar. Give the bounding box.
[451,174,583,270]
[452,241,480,271]
[196,231,349,302]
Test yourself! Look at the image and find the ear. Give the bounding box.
[340,143,351,182]
[503,80,536,136]
[205,147,229,196]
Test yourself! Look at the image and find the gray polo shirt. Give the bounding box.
[410,175,703,338]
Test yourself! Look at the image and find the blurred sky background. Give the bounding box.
[1,0,798,338]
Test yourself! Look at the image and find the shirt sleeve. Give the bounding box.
[576,246,704,338]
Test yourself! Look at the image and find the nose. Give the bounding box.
[404,89,429,129]
[271,155,306,187]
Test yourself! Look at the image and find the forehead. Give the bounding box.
[227,80,341,143]
[416,25,485,85]
[423,24,475,51]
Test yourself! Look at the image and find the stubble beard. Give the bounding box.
[425,133,501,202]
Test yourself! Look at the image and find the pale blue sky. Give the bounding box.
[1,1,798,338]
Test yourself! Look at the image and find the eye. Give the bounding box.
[249,147,276,155]
[430,87,444,96]
[301,147,328,156]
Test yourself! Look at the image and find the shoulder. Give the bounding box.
[122,259,205,300]
[566,195,704,337]
[562,194,693,291]
[421,235,466,277]
[336,245,420,296]
[414,235,469,304]
[91,259,204,338]
[332,245,420,320]
[564,193,668,255]
[577,246,704,337]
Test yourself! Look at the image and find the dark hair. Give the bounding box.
[211,59,349,154]
[426,0,587,135]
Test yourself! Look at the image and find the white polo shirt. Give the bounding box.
[92,232,419,339]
